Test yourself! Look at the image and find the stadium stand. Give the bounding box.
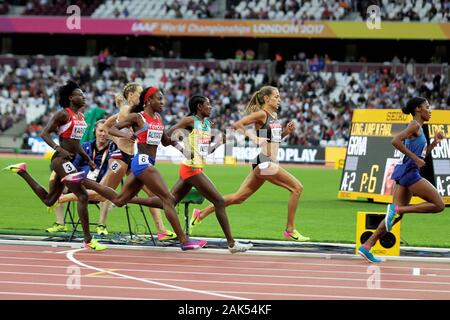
[0,54,448,149]
[91,0,217,19]
[1,0,448,22]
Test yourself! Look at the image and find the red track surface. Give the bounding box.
[0,244,450,300]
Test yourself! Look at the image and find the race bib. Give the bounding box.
[62,161,76,174]
[138,154,150,165]
[146,130,163,145]
[271,127,282,143]
[110,160,122,173]
[198,144,209,157]
[70,124,87,140]
[421,143,427,158]
[86,169,99,181]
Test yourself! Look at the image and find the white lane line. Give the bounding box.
[0,281,413,300]
[0,291,152,300]
[66,248,248,300]
[4,255,450,276]
[2,261,450,281]
[3,249,450,272]
[1,269,449,286]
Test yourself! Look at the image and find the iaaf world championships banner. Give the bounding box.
[1,17,450,39]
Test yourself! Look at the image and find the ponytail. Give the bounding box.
[402,97,426,115]
[244,86,277,115]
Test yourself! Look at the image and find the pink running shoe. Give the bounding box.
[181,239,207,251]
[2,162,27,174]
[61,172,85,183]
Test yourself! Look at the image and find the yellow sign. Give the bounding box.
[356,211,401,256]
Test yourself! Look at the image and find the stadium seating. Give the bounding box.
[1,0,448,22]
[22,0,102,16]
[0,55,448,148]
[91,0,215,19]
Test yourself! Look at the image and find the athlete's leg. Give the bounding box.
[135,167,190,244]
[258,164,303,232]
[188,173,237,246]
[49,159,94,243]
[198,170,265,220]
[135,178,192,209]
[59,158,129,204]
[363,184,412,249]
[142,184,183,235]
[15,165,65,207]
[82,174,143,207]
[398,179,445,214]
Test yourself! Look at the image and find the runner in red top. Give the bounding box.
[80,87,207,251]
[3,80,106,251]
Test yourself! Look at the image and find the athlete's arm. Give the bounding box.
[165,116,194,138]
[103,114,119,133]
[427,131,445,155]
[161,116,193,153]
[233,111,268,144]
[109,113,140,141]
[41,110,73,158]
[392,121,424,167]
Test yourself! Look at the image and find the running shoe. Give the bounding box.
[157,230,177,241]
[181,239,207,251]
[46,222,68,233]
[189,208,202,232]
[228,241,253,253]
[83,238,107,251]
[2,162,27,174]
[385,203,398,232]
[97,225,108,236]
[283,229,310,242]
[358,246,382,263]
[61,172,85,183]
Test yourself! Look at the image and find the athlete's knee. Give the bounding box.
[433,200,445,213]
[212,196,225,208]
[112,197,127,207]
[77,192,89,204]
[292,182,303,195]
[161,194,176,207]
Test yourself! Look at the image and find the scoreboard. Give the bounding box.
[338,109,450,205]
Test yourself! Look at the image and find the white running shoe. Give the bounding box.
[228,241,253,253]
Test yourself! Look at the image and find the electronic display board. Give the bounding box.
[338,109,450,204]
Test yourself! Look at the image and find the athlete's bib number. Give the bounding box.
[198,144,209,157]
[138,154,150,165]
[271,128,282,143]
[62,162,76,174]
[421,143,427,158]
[110,160,121,173]
[86,169,99,181]
[70,125,87,140]
[147,130,163,145]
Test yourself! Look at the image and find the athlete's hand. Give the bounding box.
[414,157,426,168]
[285,121,296,135]
[88,160,96,171]
[56,146,74,159]
[435,131,444,143]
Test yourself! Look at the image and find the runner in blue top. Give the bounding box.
[358,97,445,263]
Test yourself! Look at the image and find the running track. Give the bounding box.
[0,241,450,300]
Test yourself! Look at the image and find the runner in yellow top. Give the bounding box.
[135,95,253,253]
